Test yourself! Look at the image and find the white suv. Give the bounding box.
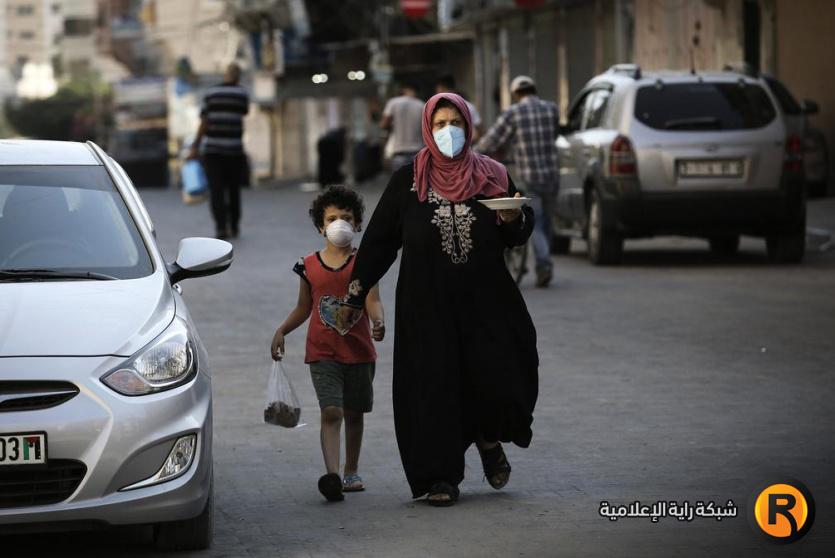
[554,65,806,264]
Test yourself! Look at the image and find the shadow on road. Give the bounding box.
[558,246,835,269]
[0,525,162,557]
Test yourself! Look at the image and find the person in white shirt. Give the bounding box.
[381,82,425,171]
[435,74,483,140]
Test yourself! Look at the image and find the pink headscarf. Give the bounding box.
[413,93,508,203]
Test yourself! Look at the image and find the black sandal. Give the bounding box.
[427,482,459,507]
[478,443,512,490]
[318,473,344,502]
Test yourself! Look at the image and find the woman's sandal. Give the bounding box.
[342,473,365,492]
[427,482,459,507]
[478,443,512,490]
[318,473,344,502]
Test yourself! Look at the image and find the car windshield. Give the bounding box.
[634,82,776,130]
[0,165,153,279]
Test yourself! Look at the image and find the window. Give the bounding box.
[583,89,612,130]
[566,92,590,134]
[634,82,776,131]
[0,166,153,279]
[17,5,35,16]
[19,31,35,40]
[64,18,94,37]
[763,76,802,115]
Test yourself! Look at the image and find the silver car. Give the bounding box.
[554,65,806,264]
[0,140,232,550]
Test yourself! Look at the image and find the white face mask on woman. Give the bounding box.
[324,219,355,247]
[433,125,466,158]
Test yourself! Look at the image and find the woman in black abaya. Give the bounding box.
[339,93,539,506]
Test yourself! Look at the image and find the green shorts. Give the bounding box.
[309,361,375,413]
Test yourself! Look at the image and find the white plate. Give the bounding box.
[477,197,531,210]
[0,432,46,465]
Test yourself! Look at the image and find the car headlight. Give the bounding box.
[102,317,197,396]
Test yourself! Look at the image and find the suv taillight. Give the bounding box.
[784,134,803,173]
[609,135,637,178]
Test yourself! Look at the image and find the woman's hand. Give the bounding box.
[372,320,386,341]
[270,329,285,361]
[497,192,523,223]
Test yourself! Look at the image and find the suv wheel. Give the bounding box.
[155,478,214,551]
[766,197,806,264]
[766,232,805,263]
[587,190,623,265]
[709,235,740,255]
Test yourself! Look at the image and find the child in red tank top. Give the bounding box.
[271,186,385,502]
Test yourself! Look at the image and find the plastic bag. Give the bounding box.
[181,159,208,196]
[263,360,301,428]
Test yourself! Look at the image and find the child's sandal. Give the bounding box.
[318,473,344,502]
[342,473,365,492]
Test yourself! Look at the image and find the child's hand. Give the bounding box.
[271,329,285,361]
[372,320,385,341]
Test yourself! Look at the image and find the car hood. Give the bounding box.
[0,271,175,357]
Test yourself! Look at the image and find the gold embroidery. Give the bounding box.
[427,189,476,264]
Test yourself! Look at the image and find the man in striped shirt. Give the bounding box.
[477,75,560,287]
[188,63,249,239]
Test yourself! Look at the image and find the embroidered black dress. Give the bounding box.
[345,163,539,498]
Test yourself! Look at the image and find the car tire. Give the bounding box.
[766,195,806,264]
[154,477,214,551]
[709,235,740,255]
[587,190,622,265]
[551,235,571,255]
[804,129,829,198]
[766,232,805,263]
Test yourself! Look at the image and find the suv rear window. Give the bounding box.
[763,76,802,115]
[634,82,776,131]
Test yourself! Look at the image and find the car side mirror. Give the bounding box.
[167,237,233,284]
[802,99,819,115]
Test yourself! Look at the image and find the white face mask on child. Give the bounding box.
[324,219,355,247]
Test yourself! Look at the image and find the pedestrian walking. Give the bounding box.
[435,74,483,140]
[338,93,539,506]
[271,186,385,502]
[381,82,424,171]
[477,75,560,287]
[188,63,249,240]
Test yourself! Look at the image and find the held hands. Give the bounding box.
[270,329,285,361]
[497,192,523,223]
[372,320,386,342]
[185,146,200,161]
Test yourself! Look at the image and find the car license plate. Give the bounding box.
[678,159,743,178]
[0,433,47,465]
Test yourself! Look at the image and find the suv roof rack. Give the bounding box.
[722,62,758,78]
[607,64,642,80]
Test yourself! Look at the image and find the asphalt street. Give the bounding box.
[5,181,835,557]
